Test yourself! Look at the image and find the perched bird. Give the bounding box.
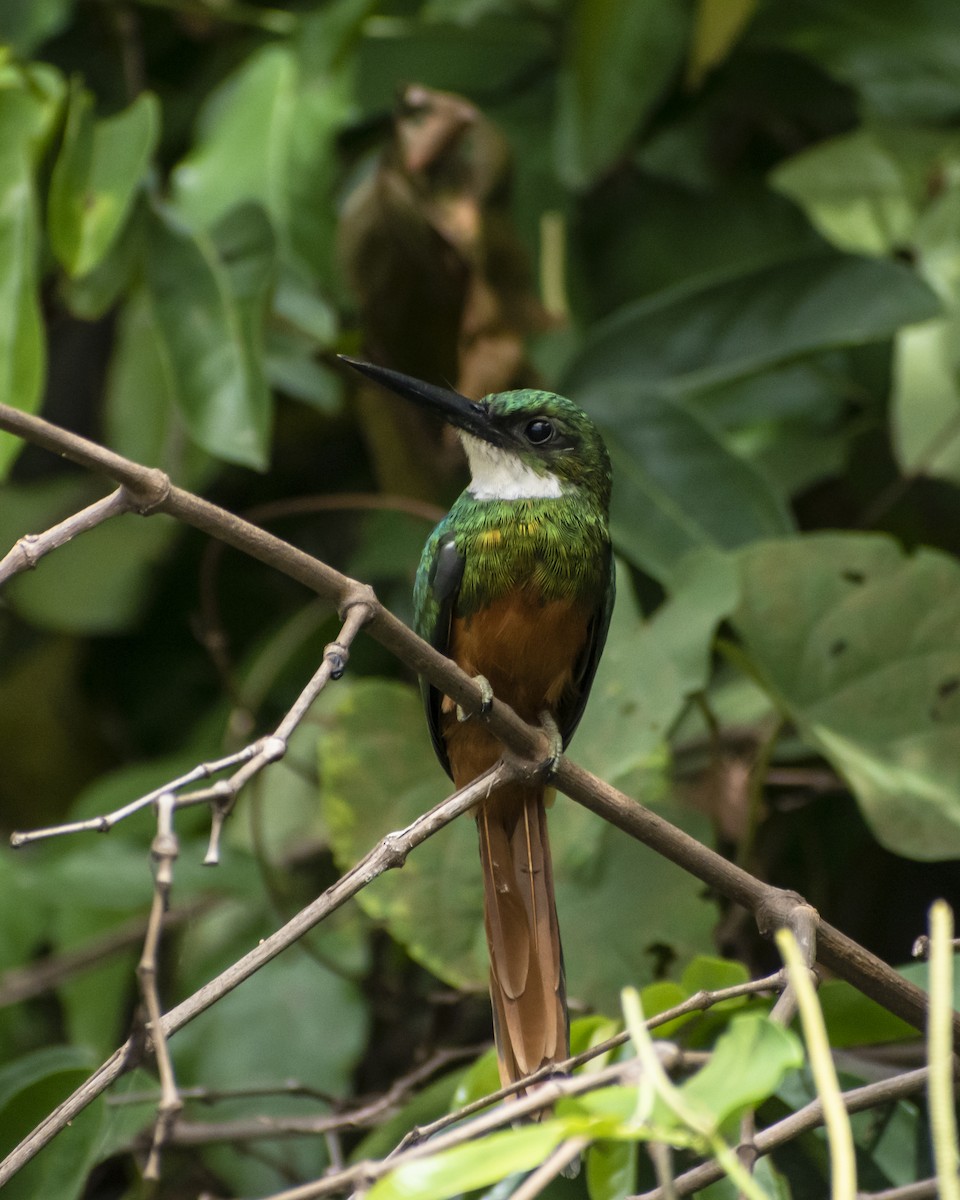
[341,356,614,1092]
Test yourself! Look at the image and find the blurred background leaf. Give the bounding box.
[2,0,960,1193]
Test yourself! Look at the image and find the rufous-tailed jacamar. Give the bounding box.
[342,356,614,1090]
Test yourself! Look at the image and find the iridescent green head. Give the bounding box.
[340,358,611,512]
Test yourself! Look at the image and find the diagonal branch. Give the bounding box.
[0,764,511,1187]
[0,400,950,1188]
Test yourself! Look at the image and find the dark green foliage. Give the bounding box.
[1,0,958,1194]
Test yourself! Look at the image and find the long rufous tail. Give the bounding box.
[476,783,568,1090]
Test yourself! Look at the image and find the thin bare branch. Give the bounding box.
[264,1056,654,1200]
[394,971,783,1155]
[124,1047,484,1148]
[138,793,183,1180]
[0,400,949,1192]
[0,486,135,584]
[0,764,511,1187]
[635,1068,930,1199]
[0,901,211,1007]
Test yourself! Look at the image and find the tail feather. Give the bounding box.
[477,784,568,1088]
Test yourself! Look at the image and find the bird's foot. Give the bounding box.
[538,711,563,778]
[457,674,493,723]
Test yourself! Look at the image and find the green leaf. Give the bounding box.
[892,316,960,485]
[680,955,750,996]
[318,679,485,989]
[817,980,916,1048]
[556,818,718,1013]
[47,84,159,278]
[601,394,794,585]
[0,66,63,474]
[0,1045,102,1200]
[679,1013,803,1127]
[770,125,960,258]
[0,476,177,633]
[564,253,939,581]
[731,534,960,858]
[554,0,691,188]
[686,0,757,88]
[145,205,272,469]
[368,1123,564,1200]
[891,189,960,486]
[574,555,737,781]
[0,0,75,54]
[587,1136,637,1200]
[172,40,353,279]
[172,949,367,1196]
[752,0,960,122]
[565,254,942,403]
[104,287,209,483]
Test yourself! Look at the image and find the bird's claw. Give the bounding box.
[457,675,494,723]
[538,711,563,778]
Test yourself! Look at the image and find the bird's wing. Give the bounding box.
[556,541,615,747]
[414,526,465,779]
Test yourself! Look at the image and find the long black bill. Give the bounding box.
[338,355,505,447]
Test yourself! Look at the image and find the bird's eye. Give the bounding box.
[524,419,554,445]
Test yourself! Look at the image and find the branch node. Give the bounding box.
[123,469,171,515]
[324,641,350,680]
[757,889,818,957]
[337,585,376,621]
[261,736,286,764]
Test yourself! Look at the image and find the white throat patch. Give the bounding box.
[461,433,565,501]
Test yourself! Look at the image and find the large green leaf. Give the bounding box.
[172,949,367,1196]
[563,253,939,581]
[891,188,960,485]
[0,64,63,475]
[752,0,960,122]
[564,254,941,402]
[599,392,794,584]
[731,534,960,859]
[554,0,691,188]
[47,84,158,278]
[368,1123,565,1200]
[574,554,737,785]
[172,36,353,280]
[318,680,484,989]
[771,124,960,258]
[144,205,272,469]
[679,1013,803,1127]
[0,0,75,54]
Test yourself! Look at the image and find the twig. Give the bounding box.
[139,793,183,1180]
[0,400,951,1186]
[508,1136,588,1200]
[926,901,960,1200]
[777,927,856,1200]
[635,1067,930,1198]
[0,487,135,584]
[0,764,511,1187]
[10,603,371,854]
[263,1056,659,1200]
[394,971,784,1155]
[119,1047,484,1148]
[0,901,211,1007]
[910,933,960,960]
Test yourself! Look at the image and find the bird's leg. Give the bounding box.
[537,711,563,778]
[457,674,493,722]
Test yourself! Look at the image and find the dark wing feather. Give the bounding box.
[415,529,464,778]
[556,542,615,746]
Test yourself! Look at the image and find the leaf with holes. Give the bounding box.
[731,534,960,859]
